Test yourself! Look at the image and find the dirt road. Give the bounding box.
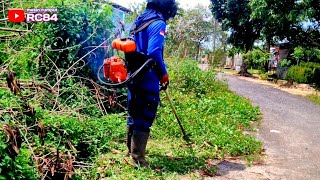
[212,73,320,180]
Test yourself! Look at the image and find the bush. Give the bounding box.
[260,73,268,80]
[244,49,270,69]
[3,0,114,80]
[278,59,291,68]
[286,65,313,83]
[300,62,320,86]
[0,133,38,179]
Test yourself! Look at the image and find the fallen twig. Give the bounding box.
[0,27,31,33]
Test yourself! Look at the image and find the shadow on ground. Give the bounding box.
[150,153,247,177]
[215,160,246,176]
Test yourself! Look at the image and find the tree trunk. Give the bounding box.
[196,43,201,61]
[264,38,272,72]
[231,56,235,70]
[212,53,216,66]
[239,47,252,76]
[239,62,252,77]
[213,20,217,52]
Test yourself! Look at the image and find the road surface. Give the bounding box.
[212,73,320,180]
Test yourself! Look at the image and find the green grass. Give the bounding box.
[248,69,261,75]
[306,94,320,105]
[83,58,262,179]
[217,68,262,76]
[216,68,239,74]
[0,58,262,179]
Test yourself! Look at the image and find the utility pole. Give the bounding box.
[213,19,216,52]
[211,19,217,65]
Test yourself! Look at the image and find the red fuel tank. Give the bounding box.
[103,56,127,83]
[112,38,136,53]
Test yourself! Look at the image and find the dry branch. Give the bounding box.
[52,37,113,88]
[0,34,19,39]
[0,27,31,33]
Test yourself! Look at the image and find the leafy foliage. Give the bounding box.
[244,49,270,68]
[211,0,320,53]
[0,1,263,179]
[292,46,305,64]
[209,49,226,66]
[291,47,320,64]
[0,133,38,180]
[210,0,258,51]
[300,62,320,86]
[250,0,300,45]
[88,58,262,179]
[286,65,313,83]
[0,57,262,179]
[166,5,226,59]
[1,0,114,80]
[278,59,292,68]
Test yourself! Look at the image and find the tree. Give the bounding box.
[188,6,214,59]
[292,47,304,65]
[210,0,262,75]
[302,0,320,22]
[227,47,239,68]
[210,0,260,52]
[250,0,300,48]
[166,5,224,60]
[244,49,270,70]
[292,47,320,64]
[250,0,320,49]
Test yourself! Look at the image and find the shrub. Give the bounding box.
[260,73,268,80]
[244,49,270,68]
[278,59,291,68]
[300,62,320,86]
[0,133,38,179]
[286,65,313,83]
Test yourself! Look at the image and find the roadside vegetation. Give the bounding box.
[211,0,320,88]
[89,58,262,179]
[0,56,262,179]
[0,0,263,179]
[306,94,320,105]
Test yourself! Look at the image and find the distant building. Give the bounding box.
[111,2,132,36]
[225,53,243,70]
[111,2,131,15]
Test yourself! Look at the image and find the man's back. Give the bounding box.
[128,9,167,93]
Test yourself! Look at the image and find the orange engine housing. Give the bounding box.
[112,38,136,53]
[103,56,128,83]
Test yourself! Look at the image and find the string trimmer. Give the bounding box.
[163,89,191,144]
[98,36,191,143]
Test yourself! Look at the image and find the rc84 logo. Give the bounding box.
[26,13,58,22]
[8,8,58,23]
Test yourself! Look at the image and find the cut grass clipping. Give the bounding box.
[0,58,262,179]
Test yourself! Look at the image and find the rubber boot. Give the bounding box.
[131,130,149,167]
[126,126,134,156]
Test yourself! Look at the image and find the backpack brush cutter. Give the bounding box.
[98,36,191,144]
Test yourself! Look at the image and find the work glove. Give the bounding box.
[160,74,169,91]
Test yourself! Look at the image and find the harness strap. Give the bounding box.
[130,18,163,37]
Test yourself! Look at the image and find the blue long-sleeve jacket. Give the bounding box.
[128,9,167,93]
